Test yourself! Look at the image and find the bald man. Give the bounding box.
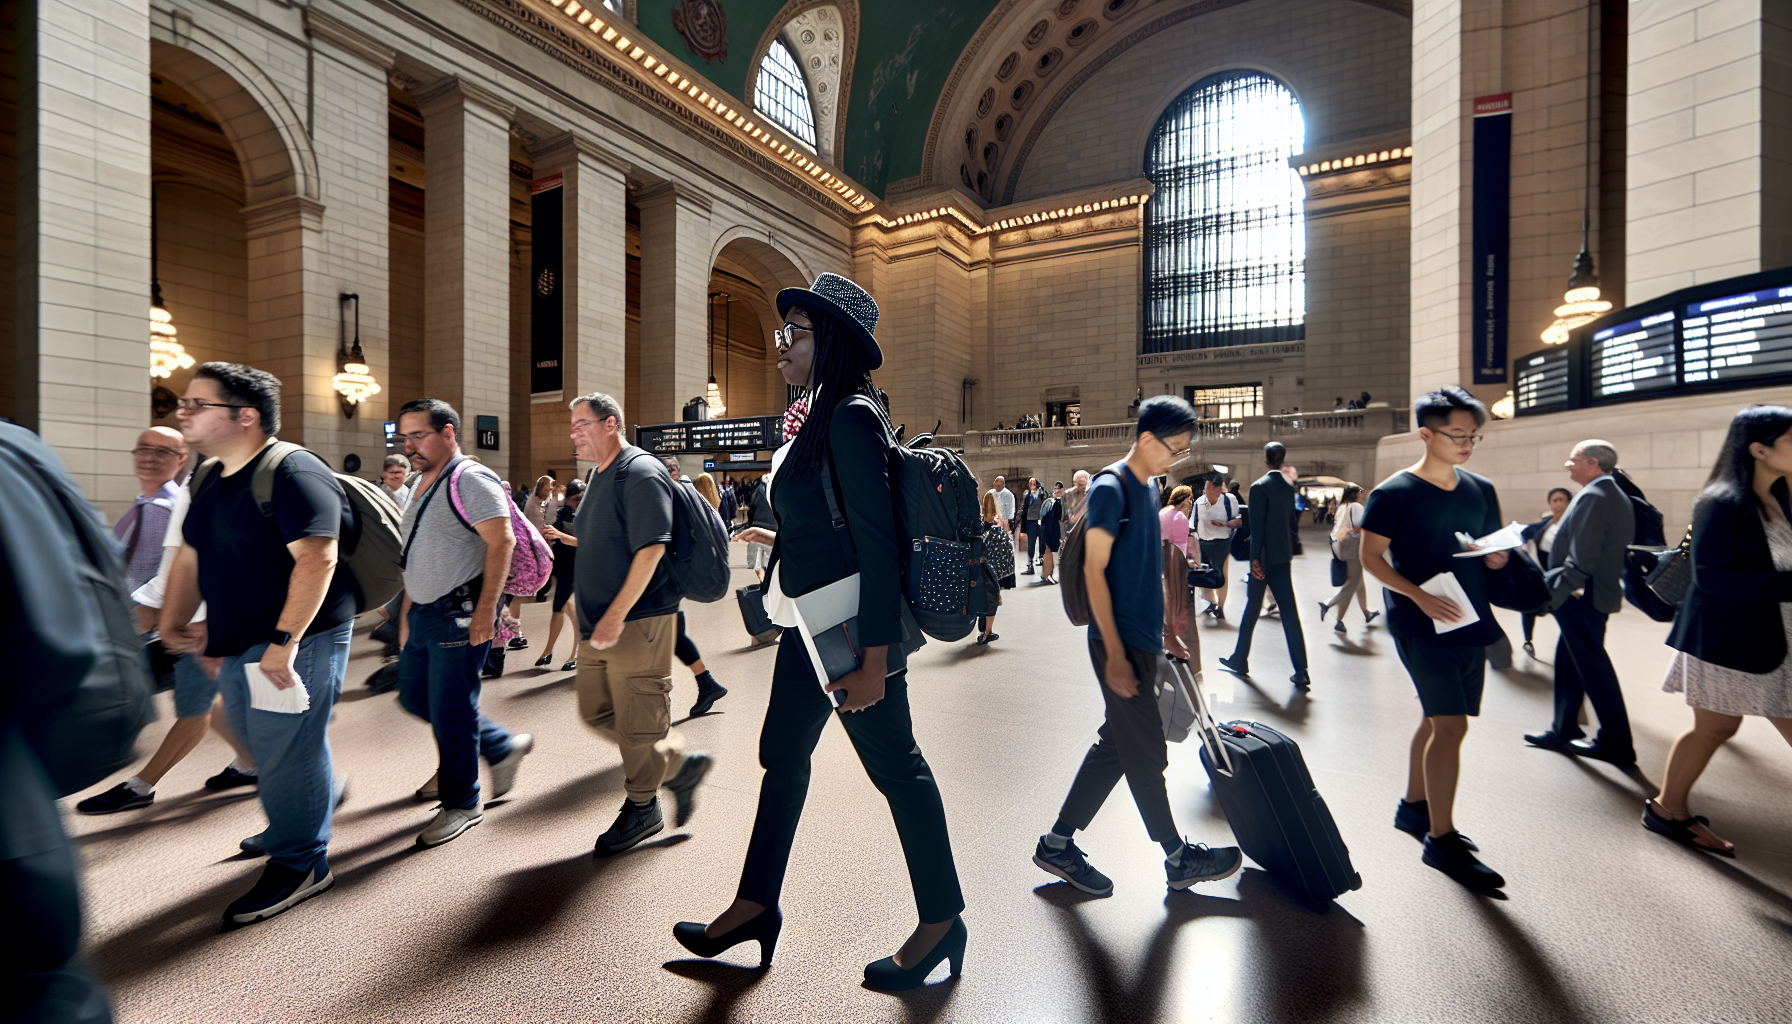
[116,426,188,592]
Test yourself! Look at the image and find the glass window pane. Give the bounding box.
[1144,72,1305,353]
[755,38,817,148]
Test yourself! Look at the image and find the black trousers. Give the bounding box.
[737,632,965,923]
[1,824,111,1023]
[1229,561,1308,673]
[1551,595,1633,751]
[1058,640,1178,845]
[1025,521,1042,565]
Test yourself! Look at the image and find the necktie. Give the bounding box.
[117,499,147,567]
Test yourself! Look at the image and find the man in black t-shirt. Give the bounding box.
[161,362,353,928]
[1360,386,1509,894]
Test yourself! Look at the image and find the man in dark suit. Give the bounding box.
[1220,442,1310,688]
[1524,440,1637,764]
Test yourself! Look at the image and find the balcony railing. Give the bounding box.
[963,408,1409,453]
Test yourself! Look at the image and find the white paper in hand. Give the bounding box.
[1452,521,1528,557]
[1418,571,1479,634]
[245,664,310,714]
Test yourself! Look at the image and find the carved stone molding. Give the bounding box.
[306,10,397,72]
[240,195,326,239]
[635,179,715,212]
[415,75,519,122]
[530,130,633,176]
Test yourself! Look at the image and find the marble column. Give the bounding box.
[636,181,713,430]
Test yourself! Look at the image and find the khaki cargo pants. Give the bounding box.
[576,612,686,802]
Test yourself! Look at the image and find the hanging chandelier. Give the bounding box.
[147,183,195,378]
[706,291,727,417]
[1542,0,1613,346]
[331,293,382,415]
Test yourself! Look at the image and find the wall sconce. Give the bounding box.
[331,292,381,417]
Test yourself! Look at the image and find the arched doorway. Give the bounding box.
[708,234,810,418]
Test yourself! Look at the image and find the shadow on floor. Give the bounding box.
[491,764,626,829]
[1234,869,1368,1022]
[1470,898,1589,1023]
[73,790,255,848]
[662,959,769,1023]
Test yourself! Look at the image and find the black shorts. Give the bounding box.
[551,571,576,613]
[1392,633,1486,717]
[1196,537,1231,569]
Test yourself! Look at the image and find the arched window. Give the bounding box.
[1143,71,1305,352]
[754,38,817,149]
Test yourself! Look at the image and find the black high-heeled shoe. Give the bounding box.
[534,653,554,668]
[672,905,782,967]
[863,916,966,991]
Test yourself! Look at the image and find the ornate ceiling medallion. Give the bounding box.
[671,0,729,63]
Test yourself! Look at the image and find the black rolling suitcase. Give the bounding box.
[737,585,782,646]
[1174,660,1361,911]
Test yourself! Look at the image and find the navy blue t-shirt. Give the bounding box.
[1361,467,1504,646]
[1084,461,1163,653]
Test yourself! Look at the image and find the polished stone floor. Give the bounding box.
[69,529,1792,1022]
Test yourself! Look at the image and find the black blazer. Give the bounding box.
[1667,485,1792,674]
[764,395,905,648]
[1247,470,1297,566]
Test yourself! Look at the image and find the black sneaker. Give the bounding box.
[1166,841,1243,890]
[1032,836,1114,896]
[223,858,333,927]
[1422,832,1503,891]
[205,766,259,791]
[594,797,664,856]
[1393,800,1479,850]
[664,753,713,826]
[76,782,153,815]
[689,681,728,717]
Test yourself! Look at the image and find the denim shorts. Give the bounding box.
[172,652,221,718]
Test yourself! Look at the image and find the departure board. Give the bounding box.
[1590,311,1677,399]
[636,415,781,454]
[1514,347,1571,415]
[1682,286,1792,386]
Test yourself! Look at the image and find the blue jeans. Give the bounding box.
[217,622,352,871]
[397,596,514,810]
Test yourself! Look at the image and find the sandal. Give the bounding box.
[1642,800,1735,857]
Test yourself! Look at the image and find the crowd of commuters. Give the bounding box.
[6,262,1790,1016]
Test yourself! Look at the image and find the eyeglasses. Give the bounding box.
[131,446,185,459]
[396,429,441,444]
[1149,433,1192,460]
[570,418,609,432]
[773,323,811,352]
[175,398,248,413]
[1435,431,1484,447]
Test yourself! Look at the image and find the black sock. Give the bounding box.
[696,670,717,688]
[1050,818,1076,839]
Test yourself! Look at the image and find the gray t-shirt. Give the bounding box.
[400,458,510,604]
[575,445,678,633]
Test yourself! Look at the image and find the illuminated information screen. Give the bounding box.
[1514,348,1571,415]
[1591,311,1677,399]
[636,416,781,454]
[1682,286,1792,386]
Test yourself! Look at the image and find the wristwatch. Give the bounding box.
[269,630,294,647]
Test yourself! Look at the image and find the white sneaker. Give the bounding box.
[418,801,484,847]
[489,734,533,799]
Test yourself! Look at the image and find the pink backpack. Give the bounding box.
[446,461,554,597]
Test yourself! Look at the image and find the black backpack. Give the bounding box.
[1613,470,1675,621]
[608,452,733,603]
[0,423,155,797]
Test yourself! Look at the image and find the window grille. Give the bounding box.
[754,38,817,149]
[1144,71,1305,352]
[1184,384,1264,421]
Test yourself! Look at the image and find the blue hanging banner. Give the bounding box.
[1471,94,1512,384]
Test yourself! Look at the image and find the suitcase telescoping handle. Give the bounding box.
[1168,656,1234,778]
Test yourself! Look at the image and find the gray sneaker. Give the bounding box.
[1032,836,1114,896]
[418,801,484,848]
[488,733,533,799]
[594,797,664,856]
[1166,841,1243,890]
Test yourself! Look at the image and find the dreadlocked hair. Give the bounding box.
[784,302,878,482]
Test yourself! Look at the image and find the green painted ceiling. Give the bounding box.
[632,1,1001,197]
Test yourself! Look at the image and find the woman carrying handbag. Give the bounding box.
[1646,404,1792,856]
[1317,484,1378,633]
[978,486,1016,642]
[673,274,967,990]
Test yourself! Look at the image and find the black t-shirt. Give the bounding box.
[551,503,577,578]
[1361,468,1503,646]
[573,446,679,633]
[184,443,357,657]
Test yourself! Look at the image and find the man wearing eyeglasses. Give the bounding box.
[1218,442,1311,689]
[116,427,188,592]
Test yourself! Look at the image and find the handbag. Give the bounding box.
[1158,656,1199,743]
[1188,562,1225,590]
[1330,555,1349,587]
[1644,525,1694,609]
[1486,548,1551,614]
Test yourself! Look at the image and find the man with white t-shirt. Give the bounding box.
[1192,472,1243,621]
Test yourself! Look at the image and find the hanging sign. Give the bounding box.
[1471,94,1512,384]
[530,174,564,395]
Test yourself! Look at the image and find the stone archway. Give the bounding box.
[710,233,811,418]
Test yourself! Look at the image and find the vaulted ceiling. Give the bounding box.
[629,0,1410,202]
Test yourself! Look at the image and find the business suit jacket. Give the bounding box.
[764,394,905,648]
[1668,484,1792,674]
[1547,475,1635,614]
[1247,470,1297,566]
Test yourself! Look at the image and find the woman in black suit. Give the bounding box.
[1647,405,1792,854]
[1516,487,1572,654]
[673,274,966,990]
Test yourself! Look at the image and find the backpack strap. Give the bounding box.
[444,458,479,533]
[249,441,305,517]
